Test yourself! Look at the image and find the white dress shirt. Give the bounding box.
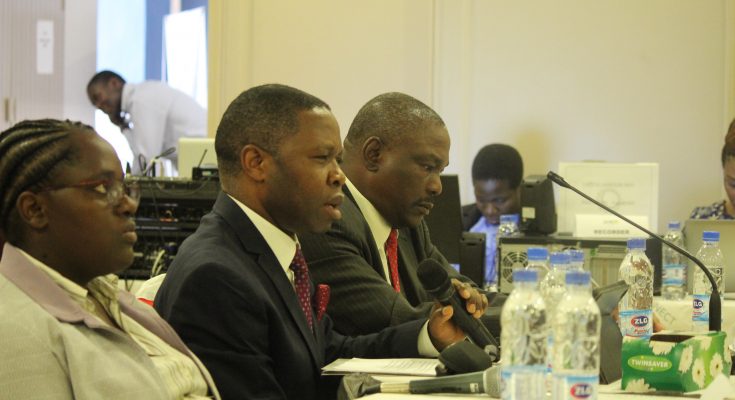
[121,81,207,174]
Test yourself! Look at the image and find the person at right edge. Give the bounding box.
[154,84,474,400]
[299,93,495,340]
[690,119,735,220]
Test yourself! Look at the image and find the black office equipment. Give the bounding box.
[122,177,219,279]
[519,175,557,235]
[423,175,464,264]
[459,232,485,286]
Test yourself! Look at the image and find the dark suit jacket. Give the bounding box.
[461,203,482,231]
[154,193,424,400]
[299,186,474,337]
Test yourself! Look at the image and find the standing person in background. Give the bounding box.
[461,143,523,288]
[154,85,470,400]
[86,70,207,174]
[0,119,219,399]
[299,92,491,337]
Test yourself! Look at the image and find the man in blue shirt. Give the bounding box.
[461,144,523,288]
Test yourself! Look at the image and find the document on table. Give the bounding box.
[322,358,440,377]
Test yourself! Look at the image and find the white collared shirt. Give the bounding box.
[345,179,396,285]
[121,81,207,174]
[227,194,299,286]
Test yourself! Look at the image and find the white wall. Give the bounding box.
[210,0,734,233]
[210,0,434,136]
[63,0,97,125]
[434,0,734,232]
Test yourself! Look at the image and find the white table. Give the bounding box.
[654,296,735,341]
[362,375,735,399]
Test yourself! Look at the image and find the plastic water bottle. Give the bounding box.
[552,271,601,400]
[487,214,522,291]
[498,214,520,237]
[662,221,686,300]
[692,230,724,331]
[525,247,550,282]
[501,269,548,400]
[568,249,585,271]
[539,251,570,319]
[618,238,653,338]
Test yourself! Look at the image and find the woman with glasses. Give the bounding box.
[0,119,219,399]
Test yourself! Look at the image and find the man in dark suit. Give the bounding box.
[154,85,469,400]
[461,144,523,288]
[299,93,492,337]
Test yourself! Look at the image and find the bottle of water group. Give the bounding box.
[662,221,686,300]
[568,249,585,271]
[692,231,724,331]
[487,214,522,291]
[540,251,570,319]
[525,247,550,282]
[501,269,548,400]
[498,214,521,238]
[552,271,601,400]
[618,238,653,338]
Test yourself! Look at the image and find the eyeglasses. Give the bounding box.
[37,179,141,206]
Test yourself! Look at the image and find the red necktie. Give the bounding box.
[290,247,313,330]
[385,228,401,292]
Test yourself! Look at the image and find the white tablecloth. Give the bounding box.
[654,296,735,341]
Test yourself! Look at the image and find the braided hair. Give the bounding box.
[0,119,93,244]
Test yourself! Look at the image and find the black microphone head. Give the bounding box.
[546,171,569,188]
[417,259,452,296]
[438,341,493,374]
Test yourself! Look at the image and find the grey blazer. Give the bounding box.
[0,243,219,400]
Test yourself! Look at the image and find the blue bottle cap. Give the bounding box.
[550,251,570,265]
[703,231,720,242]
[527,247,548,261]
[566,270,591,285]
[668,221,681,230]
[513,269,537,282]
[569,249,584,262]
[627,238,646,250]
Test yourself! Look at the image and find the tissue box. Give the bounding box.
[621,331,731,393]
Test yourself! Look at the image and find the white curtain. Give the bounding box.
[163,6,207,109]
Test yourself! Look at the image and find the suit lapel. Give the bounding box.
[213,193,322,368]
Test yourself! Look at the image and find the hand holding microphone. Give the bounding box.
[419,259,500,359]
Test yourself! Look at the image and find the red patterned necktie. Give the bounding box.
[385,228,401,292]
[290,247,313,330]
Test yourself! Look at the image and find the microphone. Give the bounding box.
[141,147,177,177]
[417,259,500,358]
[437,340,493,375]
[547,171,721,332]
[365,365,500,396]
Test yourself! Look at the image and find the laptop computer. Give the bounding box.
[683,219,735,295]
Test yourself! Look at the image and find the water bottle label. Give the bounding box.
[693,294,709,322]
[501,366,547,399]
[553,374,598,400]
[662,263,685,285]
[619,309,652,337]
